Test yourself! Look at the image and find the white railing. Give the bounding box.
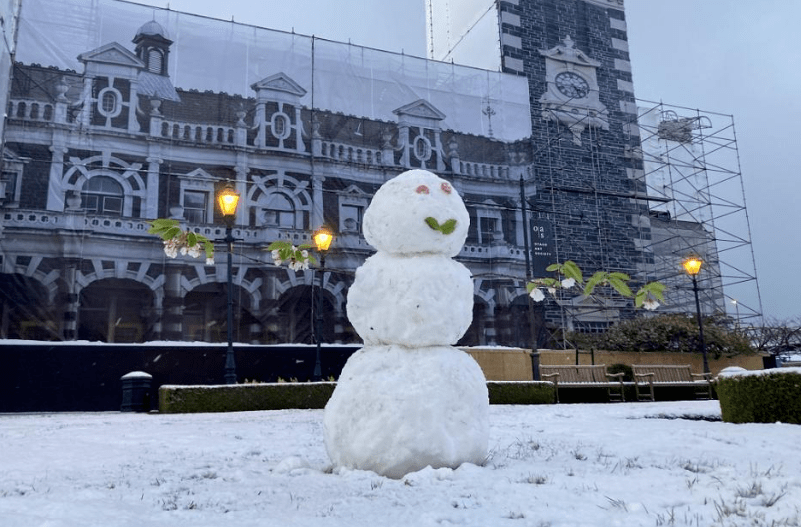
[1,209,151,235]
[461,243,526,260]
[460,161,509,179]
[320,141,384,166]
[7,99,56,123]
[158,120,237,145]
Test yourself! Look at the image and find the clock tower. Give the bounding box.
[428,0,652,328]
[538,35,609,145]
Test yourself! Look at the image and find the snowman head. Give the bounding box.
[362,170,469,256]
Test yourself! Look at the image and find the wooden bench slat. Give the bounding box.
[540,364,625,403]
[631,364,712,401]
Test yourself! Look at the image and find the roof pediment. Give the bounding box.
[393,99,446,121]
[250,72,307,97]
[342,184,370,197]
[78,42,144,68]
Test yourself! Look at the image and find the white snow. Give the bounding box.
[2,401,800,526]
[361,169,469,256]
[324,345,489,479]
[346,252,473,346]
[717,366,801,378]
[327,169,487,478]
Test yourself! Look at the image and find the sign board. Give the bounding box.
[530,213,555,277]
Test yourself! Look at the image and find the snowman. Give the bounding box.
[323,169,489,479]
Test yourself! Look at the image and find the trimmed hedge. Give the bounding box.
[487,381,554,405]
[715,369,801,424]
[159,381,556,413]
[159,382,337,414]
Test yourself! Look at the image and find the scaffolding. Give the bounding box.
[632,99,763,326]
[529,97,763,345]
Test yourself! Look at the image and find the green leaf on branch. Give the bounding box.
[608,276,633,298]
[203,240,214,260]
[147,218,179,233]
[561,260,583,284]
[533,260,667,311]
[641,282,666,302]
[527,277,559,293]
[162,226,181,241]
[266,240,291,251]
[634,290,647,308]
[584,271,608,296]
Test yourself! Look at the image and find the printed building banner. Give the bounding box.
[2,0,536,346]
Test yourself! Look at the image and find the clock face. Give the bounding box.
[555,71,590,99]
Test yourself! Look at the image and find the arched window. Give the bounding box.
[81,176,123,216]
[102,92,116,113]
[262,193,295,228]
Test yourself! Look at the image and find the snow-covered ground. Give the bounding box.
[1,401,799,526]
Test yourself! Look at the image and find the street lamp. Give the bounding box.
[312,226,333,381]
[730,299,740,330]
[682,255,709,374]
[217,183,240,384]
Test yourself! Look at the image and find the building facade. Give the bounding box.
[2,0,735,347]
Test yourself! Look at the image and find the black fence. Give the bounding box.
[0,342,360,412]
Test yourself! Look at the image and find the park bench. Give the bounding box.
[632,364,712,401]
[540,364,625,403]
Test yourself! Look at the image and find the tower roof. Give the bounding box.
[135,20,169,40]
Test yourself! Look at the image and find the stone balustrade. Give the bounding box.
[461,242,526,261]
[8,99,56,123]
[459,161,509,179]
[157,120,238,146]
[319,141,385,166]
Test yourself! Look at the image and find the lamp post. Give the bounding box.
[217,184,240,384]
[682,256,709,374]
[519,174,540,380]
[312,226,333,381]
[731,299,740,331]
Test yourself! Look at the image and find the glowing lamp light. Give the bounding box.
[313,227,333,252]
[217,185,240,218]
[682,256,703,276]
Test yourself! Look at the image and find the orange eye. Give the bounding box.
[416,185,430,194]
[441,182,452,194]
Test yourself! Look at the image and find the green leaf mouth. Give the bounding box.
[425,217,457,235]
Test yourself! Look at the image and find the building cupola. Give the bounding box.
[133,20,172,76]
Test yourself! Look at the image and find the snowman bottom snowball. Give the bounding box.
[323,345,489,479]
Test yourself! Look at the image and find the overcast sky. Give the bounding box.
[130,0,799,322]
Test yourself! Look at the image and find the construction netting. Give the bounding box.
[1,0,536,344]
